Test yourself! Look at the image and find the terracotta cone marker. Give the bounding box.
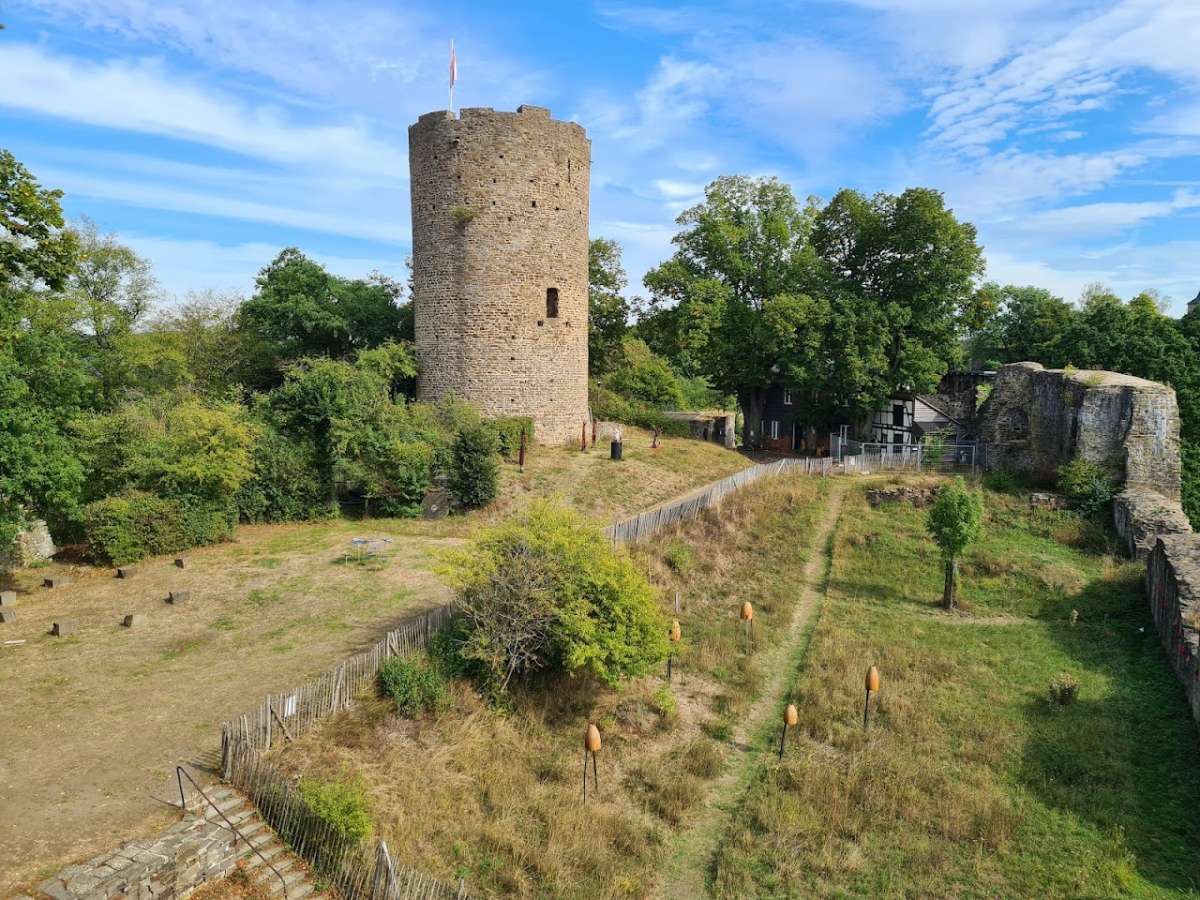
[740,601,755,651]
[667,619,681,681]
[779,703,799,759]
[864,666,880,729]
[583,723,602,799]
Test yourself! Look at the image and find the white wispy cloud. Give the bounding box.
[0,44,407,177]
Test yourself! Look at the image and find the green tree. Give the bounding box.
[809,187,985,419]
[238,249,406,381]
[641,176,825,440]
[968,283,1073,368]
[0,149,78,298]
[604,337,685,407]
[926,479,984,610]
[588,238,630,375]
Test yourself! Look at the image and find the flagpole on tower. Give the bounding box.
[448,39,457,113]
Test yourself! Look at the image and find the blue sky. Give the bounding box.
[2,0,1199,312]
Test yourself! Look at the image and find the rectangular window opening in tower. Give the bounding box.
[546,288,560,319]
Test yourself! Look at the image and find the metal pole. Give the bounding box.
[592,750,599,793]
[778,722,788,760]
[582,747,588,800]
[863,688,872,729]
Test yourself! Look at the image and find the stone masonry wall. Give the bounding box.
[981,361,1181,499]
[35,814,246,899]
[409,106,590,444]
[1145,535,1200,725]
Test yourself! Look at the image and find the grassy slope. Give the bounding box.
[269,475,830,899]
[713,476,1200,899]
[491,425,752,526]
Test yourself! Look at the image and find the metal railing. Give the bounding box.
[176,764,289,897]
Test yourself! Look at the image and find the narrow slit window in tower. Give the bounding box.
[546,288,560,319]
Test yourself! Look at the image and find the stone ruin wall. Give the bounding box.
[980,361,1200,725]
[408,105,590,444]
[981,362,1181,498]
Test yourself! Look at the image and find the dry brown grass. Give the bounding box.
[269,474,831,898]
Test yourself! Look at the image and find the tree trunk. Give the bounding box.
[943,557,958,610]
[741,389,767,450]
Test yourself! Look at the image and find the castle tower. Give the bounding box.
[408,105,591,443]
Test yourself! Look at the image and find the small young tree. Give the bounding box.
[926,478,984,609]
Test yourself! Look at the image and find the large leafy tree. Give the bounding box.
[967,283,1074,369]
[0,151,84,546]
[810,188,985,412]
[238,248,407,382]
[640,178,983,442]
[588,238,630,376]
[641,176,828,439]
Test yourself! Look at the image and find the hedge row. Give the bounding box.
[82,490,236,565]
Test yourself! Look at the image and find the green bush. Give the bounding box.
[357,441,433,518]
[491,416,534,459]
[1057,458,1116,517]
[236,427,333,523]
[664,542,693,575]
[589,383,692,437]
[450,422,499,510]
[442,500,669,694]
[379,654,448,717]
[82,490,235,565]
[297,774,373,844]
[982,469,1021,494]
[427,616,478,680]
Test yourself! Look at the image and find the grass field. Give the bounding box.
[267,475,831,898]
[712,477,1200,899]
[0,428,748,895]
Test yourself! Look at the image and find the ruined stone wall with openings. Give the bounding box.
[981,361,1181,499]
[409,105,590,444]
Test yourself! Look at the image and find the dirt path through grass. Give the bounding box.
[653,482,846,900]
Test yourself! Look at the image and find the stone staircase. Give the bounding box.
[196,786,316,898]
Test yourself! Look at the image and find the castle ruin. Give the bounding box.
[408,105,591,443]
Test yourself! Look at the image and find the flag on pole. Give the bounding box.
[449,39,457,111]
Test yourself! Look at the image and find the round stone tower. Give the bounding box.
[408,105,591,443]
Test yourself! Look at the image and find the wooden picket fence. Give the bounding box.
[226,737,465,899]
[221,603,456,758]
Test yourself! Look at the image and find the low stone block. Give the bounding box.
[122,614,147,628]
[51,621,76,637]
[0,590,16,606]
[43,576,70,589]
[168,591,191,605]
[1029,491,1070,510]
[117,567,137,579]
[0,609,15,624]
[174,557,186,568]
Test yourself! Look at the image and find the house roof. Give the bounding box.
[915,394,964,425]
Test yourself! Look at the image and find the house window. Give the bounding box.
[768,420,780,440]
[546,288,560,318]
[892,403,905,427]
[783,390,793,406]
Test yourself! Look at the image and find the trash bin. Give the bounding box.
[610,440,623,460]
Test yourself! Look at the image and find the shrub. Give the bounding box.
[491,416,534,459]
[664,542,693,575]
[354,440,433,518]
[1047,672,1080,707]
[236,427,333,523]
[982,469,1021,494]
[589,382,692,437]
[297,774,372,844]
[450,422,500,510]
[1057,458,1116,517]
[442,500,668,694]
[83,490,235,565]
[426,616,478,680]
[378,655,448,717]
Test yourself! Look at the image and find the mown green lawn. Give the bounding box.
[713,478,1200,899]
